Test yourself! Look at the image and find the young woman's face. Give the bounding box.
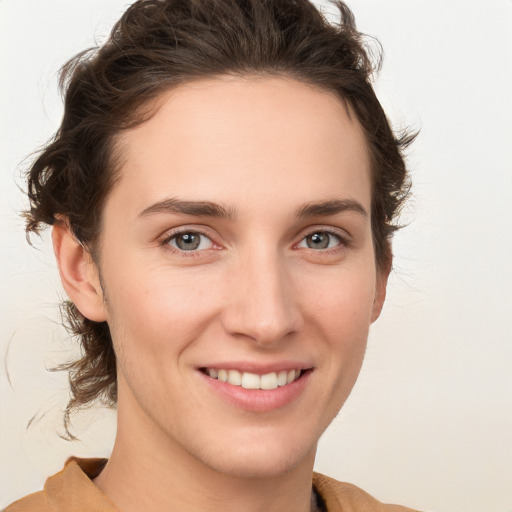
[95,76,386,477]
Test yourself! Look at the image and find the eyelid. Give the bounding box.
[156,224,351,254]
[294,226,351,250]
[158,226,222,253]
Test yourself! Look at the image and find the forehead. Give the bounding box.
[109,75,371,217]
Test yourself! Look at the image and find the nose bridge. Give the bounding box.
[222,244,302,345]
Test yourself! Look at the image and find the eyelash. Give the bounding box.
[296,228,350,253]
[159,228,219,257]
[158,227,350,257]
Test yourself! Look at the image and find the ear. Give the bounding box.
[52,220,107,322]
[371,266,390,323]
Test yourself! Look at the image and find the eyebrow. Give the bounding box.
[295,199,368,219]
[138,197,237,219]
[138,197,367,221]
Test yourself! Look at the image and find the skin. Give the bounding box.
[53,76,388,512]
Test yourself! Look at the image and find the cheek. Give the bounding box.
[303,261,377,326]
[301,262,376,371]
[104,264,222,357]
[320,274,375,400]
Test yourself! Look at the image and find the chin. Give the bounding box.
[186,430,318,479]
[206,451,312,480]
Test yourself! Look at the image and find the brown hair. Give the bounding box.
[24,0,415,429]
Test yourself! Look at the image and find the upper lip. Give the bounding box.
[198,361,313,374]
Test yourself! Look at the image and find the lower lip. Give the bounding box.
[199,370,312,413]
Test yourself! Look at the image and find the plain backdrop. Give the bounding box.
[1,1,511,511]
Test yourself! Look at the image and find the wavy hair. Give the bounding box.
[24,0,415,431]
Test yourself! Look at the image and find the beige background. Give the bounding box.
[1,1,511,510]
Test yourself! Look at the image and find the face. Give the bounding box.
[88,76,386,478]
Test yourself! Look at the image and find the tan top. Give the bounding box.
[4,458,420,512]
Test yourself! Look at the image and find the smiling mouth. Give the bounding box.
[201,368,306,390]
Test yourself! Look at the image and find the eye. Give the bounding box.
[297,231,343,250]
[167,231,214,251]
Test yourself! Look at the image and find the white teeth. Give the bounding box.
[227,369,242,386]
[241,372,260,389]
[260,372,278,390]
[277,370,288,387]
[206,368,302,390]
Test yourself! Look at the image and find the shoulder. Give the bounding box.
[3,458,115,512]
[3,490,51,512]
[313,472,422,512]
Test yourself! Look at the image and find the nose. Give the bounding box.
[220,250,303,347]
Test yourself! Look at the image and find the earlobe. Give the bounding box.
[371,269,389,323]
[52,221,107,322]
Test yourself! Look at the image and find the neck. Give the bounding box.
[94,387,316,512]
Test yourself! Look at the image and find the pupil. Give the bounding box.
[307,232,329,249]
[177,233,200,250]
